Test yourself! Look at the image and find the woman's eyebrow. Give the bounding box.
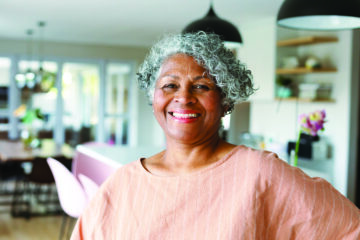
[158,74,179,80]
[159,74,211,81]
[193,75,212,81]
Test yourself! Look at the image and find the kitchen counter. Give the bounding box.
[76,144,164,168]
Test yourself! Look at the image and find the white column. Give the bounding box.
[8,55,20,140]
[54,61,64,144]
[97,60,106,143]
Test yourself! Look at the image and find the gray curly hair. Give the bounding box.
[137,31,255,114]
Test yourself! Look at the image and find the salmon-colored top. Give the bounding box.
[71,145,360,240]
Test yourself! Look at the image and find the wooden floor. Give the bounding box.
[0,213,76,240]
[0,181,75,240]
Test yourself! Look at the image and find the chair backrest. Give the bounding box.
[47,157,87,218]
[0,161,24,180]
[28,157,55,184]
[78,174,100,201]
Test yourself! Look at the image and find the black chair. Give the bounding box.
[11,157,67,218]
[0,161,25,213]
[0,130,8,139]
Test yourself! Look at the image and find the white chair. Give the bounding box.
[47,157,88,240]
[78,173,100,201]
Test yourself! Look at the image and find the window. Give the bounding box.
[62,62,100,146]
[104,63,132,145]
[0,57,11,138]
[4,57,135,146]
[17,60,58,139]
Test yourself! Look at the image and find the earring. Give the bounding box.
[223,105,233,116]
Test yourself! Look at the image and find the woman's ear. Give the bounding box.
[222,105,229,117]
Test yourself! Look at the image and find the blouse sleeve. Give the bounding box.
[70,173,118,240]
[70,188,113,240]
[260,152,360,240]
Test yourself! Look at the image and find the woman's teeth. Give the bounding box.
[171,112,199,118]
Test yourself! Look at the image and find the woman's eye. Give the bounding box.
[162,83,177,89]
[193,84,210,90]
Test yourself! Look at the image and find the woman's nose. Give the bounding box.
[174,87,197,104]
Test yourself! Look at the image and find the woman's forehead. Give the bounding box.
[162,53,197,65]
[159,54,207,75]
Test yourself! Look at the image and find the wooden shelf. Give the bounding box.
[275,97,335,103]
[277,36,338,47]
[276,67,337,75]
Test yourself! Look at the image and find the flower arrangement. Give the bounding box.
[293,109,327,166]
[14,104,44,124]
[13,104,44,149]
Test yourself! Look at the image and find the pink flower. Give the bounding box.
[298,110,326,136]
[293,109,327,167]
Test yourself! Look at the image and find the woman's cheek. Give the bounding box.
[153,90,169,112]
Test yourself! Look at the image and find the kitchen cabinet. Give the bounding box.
[275,36,338,102]
[249,25,356,199]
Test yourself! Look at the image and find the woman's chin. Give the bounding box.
[165,130,199,143]
[165,129,219,145]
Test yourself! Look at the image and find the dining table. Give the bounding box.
[0,138,74,218]
[0,139,74,162]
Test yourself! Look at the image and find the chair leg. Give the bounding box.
[11,177,27,217]
[66,217,74,239]
[24,181,32,219]
[59,213,67,240]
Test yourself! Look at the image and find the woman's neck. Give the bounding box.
[143,135,236,176]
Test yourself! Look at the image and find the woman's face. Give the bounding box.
[153,53,224,144]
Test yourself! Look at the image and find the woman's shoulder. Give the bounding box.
[230,145,284,166]
[109,158,143,179]
[98,159,143,192]
[229,145,295,181]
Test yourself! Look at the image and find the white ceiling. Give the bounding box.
[0,0,284,47]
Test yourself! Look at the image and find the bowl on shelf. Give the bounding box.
[316,84,332,99]
[281,56,299,69]
[298,83,320,99]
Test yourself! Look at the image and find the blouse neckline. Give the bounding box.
[137,145,242,179]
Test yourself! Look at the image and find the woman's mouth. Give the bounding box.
[170,112,200,118]
[168,111,201,122]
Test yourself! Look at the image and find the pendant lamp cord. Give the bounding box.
[38,21,46,69]
[210,0,214,8]
[26,29,34,64]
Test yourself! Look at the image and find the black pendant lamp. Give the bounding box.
[182,4,242,44]
[277,0,360,30]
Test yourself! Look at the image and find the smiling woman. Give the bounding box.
[137,32,254,114]
[71,32,360,240]
[152,54,224,146]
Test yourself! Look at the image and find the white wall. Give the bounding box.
[0,38,149,62]
[236,16,358,198]
[239,17,277,101]
[136,90,165,147]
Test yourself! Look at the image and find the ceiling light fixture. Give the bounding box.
[35,20,56,93]
[182,1,242,47]
[15,29,37,90]
[36,21,46,85]
[277,0,360,30]
[15,21,55,93]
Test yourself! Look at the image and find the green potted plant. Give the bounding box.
[14,105,44,149]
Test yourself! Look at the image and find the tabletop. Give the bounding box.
[0,139,74,162]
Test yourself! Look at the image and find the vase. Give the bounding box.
[21,127,40,150]
[312,137,328,160]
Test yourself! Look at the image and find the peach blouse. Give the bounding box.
[71,145,360,239]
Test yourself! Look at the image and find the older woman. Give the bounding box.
[71,32,359,239]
